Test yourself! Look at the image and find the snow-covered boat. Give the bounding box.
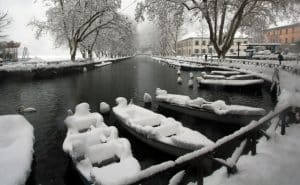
[0,115,34,185]
[155,88,266,125]
[63,103,141,185]
[211,70,241,76]
[112,97,214,156]
[94,62,112,68]
[179,63,204,71]
[196,76,264,88]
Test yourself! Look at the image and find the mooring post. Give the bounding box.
[196,161,204,185]
[281,117,286,135]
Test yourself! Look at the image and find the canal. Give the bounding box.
[0,56,275,185]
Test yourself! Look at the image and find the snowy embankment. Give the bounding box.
[0,115,34,185]
[182,90,300,185]
[187,123,300,185]
[0,56,130,72]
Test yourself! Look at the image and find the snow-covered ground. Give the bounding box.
[0,56,130,72]
[0,115,34,185]
[186,122,300,185]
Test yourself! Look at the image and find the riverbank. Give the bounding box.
[152,56,300,90]
[0,56,132,80]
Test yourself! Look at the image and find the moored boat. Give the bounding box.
[196,76,264,88]
[112,97,214,156]
[63,103,141,185]
[0,115,34,185]
[155,88,266,125]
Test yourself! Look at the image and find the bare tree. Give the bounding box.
[30,0,122,61]
[137,0,299,58]
[0,11,11,38]
[136,0,184,56]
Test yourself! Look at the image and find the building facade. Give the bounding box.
[264,23,300,45]
[0,41,20,62]
[176,37,249,56]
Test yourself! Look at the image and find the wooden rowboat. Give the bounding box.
[157,101,264,126]
[113,98,214,157]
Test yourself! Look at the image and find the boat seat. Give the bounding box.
[129,115,161,127]
[154,118,181,137]
[91,157,141,185]
[85,138,132,165]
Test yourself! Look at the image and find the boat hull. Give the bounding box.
[157,102,262,126]
[113,113,193,157]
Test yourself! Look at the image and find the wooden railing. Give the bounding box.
[153,56,300,76]
[124,105,297,185]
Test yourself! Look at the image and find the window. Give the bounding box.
[195,49,199,53]
[286,29,288,34]
[292,37,295,43]
[195,41,199,45]
[230,49,234,53]
[285,38,288,43]
[202,41,206,45]
[244,41,248,44]
[201,49,206,53]
[292,27,295,33]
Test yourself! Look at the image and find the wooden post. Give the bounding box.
[281,117,286,135]
[196,160,204,185]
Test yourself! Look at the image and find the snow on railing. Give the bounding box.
[127,104,298,185]
[152,56,300,76]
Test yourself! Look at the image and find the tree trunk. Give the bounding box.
[80,49,86,59]
[69,38,78,62]
[88,49,93,60]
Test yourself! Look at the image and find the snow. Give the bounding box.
[177,76,183,83]
[202,74,226,80]
[113,97,214,151]
[169,170,186,185]
[143,93,152,103]
[91,157,141,185]
[226,74,255,80]
[187,123,300,185]
[63,102,141,184]
[64,103,105,133]
[197,77,264,86]
[188,79,194,87]
[201,100,266,116]
[95,61,112,68]
[189,72,194,78]
[99,102,111,114]
[0,57,128,72]
[156,89,265,115]
[124,161,176,185]
[211,71,240,75]
[0,115,34,185]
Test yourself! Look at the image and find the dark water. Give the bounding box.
[0,56,275,185]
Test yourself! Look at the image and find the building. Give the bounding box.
[176,37,249,57]
[0,41,21,62]
[264,23,300,45]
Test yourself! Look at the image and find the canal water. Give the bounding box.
[0,56,275,185]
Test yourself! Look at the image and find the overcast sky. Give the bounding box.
[0,0,140,58]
